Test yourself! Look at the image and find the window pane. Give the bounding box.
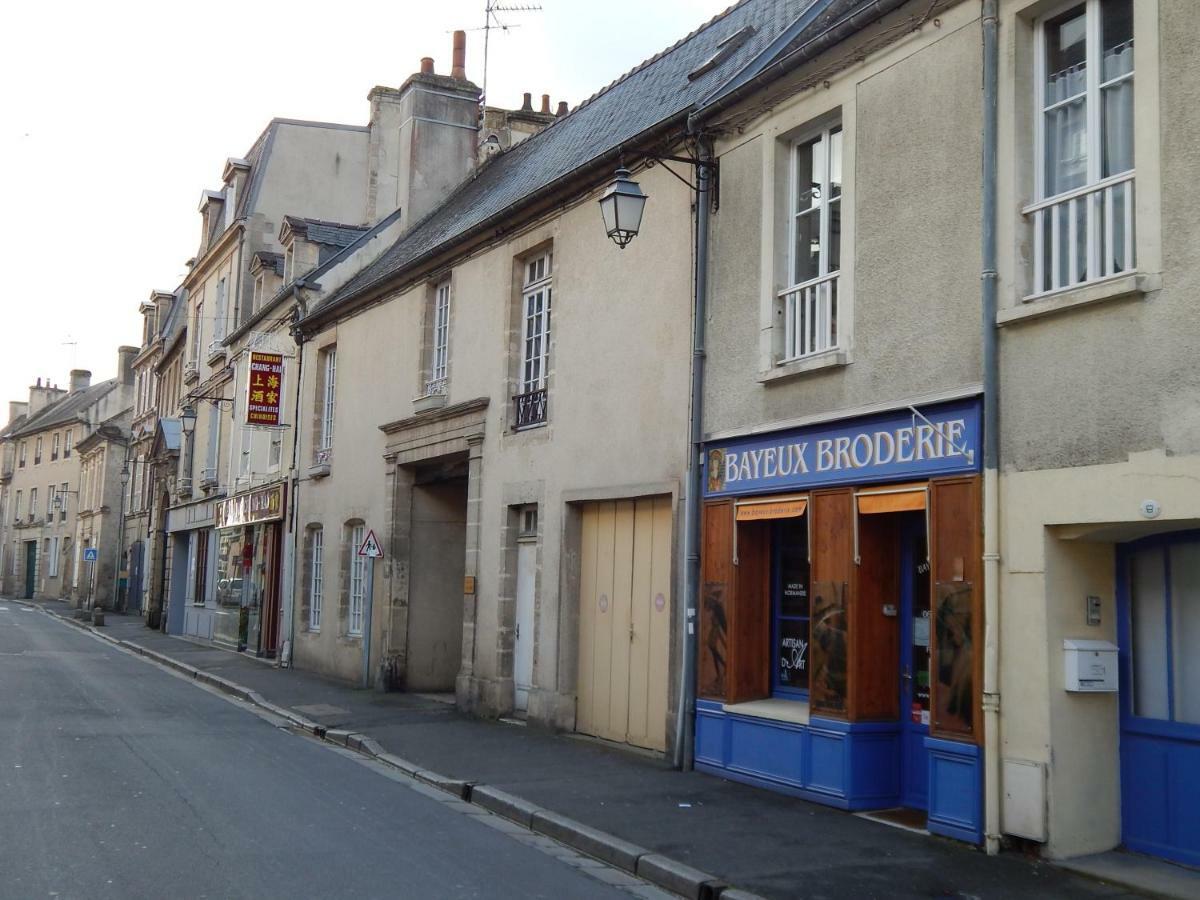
[793,210,820,284]
[1044,7,1087,106]
[778,517,809,619]
[828,198,841,274]
[1044,100,1088,196]
[828,127,842,199]
[1101,0,1133,81]
[1130,545,1169,720]
[1170,541,1200,725]
[794,135,824,214]
[1101,81,1134,177]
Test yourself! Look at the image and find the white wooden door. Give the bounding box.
[514,538,537,711]
[577,497,672,751]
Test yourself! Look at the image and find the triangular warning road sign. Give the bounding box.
[357,529,383,558]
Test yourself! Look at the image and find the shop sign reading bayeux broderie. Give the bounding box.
[705,398,982,496]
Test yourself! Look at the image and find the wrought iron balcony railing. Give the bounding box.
[513,388,547,430]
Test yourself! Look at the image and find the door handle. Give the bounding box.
[901,667,912,682]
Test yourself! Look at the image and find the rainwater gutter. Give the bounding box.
[980,0,1002,856]
[674,130,713,771]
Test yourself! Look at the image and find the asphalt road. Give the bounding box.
[0,604,660,900]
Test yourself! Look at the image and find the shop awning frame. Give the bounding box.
[733,493,810,566]
[852,483,930,565]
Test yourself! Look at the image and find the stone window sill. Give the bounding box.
[998,272,1160,326]
[723,697,810,726]
[308,463,331,479]
[758,349,849,385]
[412,393,448,414]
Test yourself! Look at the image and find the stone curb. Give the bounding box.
[27,603,747,899]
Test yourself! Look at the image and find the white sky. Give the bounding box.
[0,0,730,412]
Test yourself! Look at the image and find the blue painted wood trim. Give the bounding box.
[924,736,982,844]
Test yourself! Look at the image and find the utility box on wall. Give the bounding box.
[1063,639,1118,692]
[1002,758,1046,841]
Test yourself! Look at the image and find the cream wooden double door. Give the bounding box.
[576,497,672,752]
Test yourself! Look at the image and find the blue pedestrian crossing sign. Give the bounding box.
[83,547,99,562]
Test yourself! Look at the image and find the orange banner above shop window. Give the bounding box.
[856,487,927,515]
[735,497,808,521]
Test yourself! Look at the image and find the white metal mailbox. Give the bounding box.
[1063,639,1118,692]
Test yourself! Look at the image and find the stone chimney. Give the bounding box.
[366,30,481,227]
[117,346,138,386]
[479,91,556,155]
[70,369,92,394]
[28,378,64,415]
[7,401,28,427]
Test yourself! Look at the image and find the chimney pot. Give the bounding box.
[540,94,551,115]
[556,100,569,117]
[451,30,467,80]
[420,56,434,75]
[521,92,533,112]
[36,377,41,388]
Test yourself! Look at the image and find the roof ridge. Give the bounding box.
[570,0,751,115]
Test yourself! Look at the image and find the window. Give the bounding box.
[1031,0,1134,295]
[46,485,55,519]
[15,491,22,521]
[194,530,210,606]
[515,253,552,429]
[269,430,283,470]
[133,457,145,510]
[192,300,204,361]
[319,348,337,453]
[29,488,37,520]
[34,437,42,465]
[309,528,324,631]
[64,430,72,459]
[772,516,811,695]
[348,523,365,636]
[253,274,264,311]
[48,537,59,577]
[239,428,252,479]
[1127,536,1200,725]
[782,123,842,361]
[51,433,60,461]
[60,482,69,520]
[284,243,295,284]
[213,277,227,344]
[426,281,451,396]
[18,442,26,467]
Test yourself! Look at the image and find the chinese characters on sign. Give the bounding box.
[246,352,284,426]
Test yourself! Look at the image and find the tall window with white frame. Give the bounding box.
[348,523,365,636]
[1030,0,1134,295]
[427,281,451,397]
[192,300,204,363]
[515,252,552,429]
[309,527,324,632]
[783,122,842,362]
[317,347,336,466]
[213,276,227,348]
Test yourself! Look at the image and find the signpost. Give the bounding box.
[83,547,99,610]
[357,529,383,688]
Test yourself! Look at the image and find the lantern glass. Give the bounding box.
[180,404,198,436]
[599,167,648,248]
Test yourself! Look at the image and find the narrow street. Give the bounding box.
[0,605,662,899]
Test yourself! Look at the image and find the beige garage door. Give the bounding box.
[576,497,672,752]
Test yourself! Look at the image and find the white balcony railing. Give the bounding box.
[1025,172,1135,297]
[780,271,839,362]
[423,376,448,398]
[313,447,333,468]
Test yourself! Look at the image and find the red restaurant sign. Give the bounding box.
[246,352,284,426]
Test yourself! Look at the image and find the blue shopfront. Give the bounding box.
[695,398,985,843]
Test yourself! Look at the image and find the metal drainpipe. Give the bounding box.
[674,132,713,771]
[980,0,1002,857]
[284,285,308,669]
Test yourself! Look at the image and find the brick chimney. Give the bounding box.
[366,30,481,227]
[69,369,92,394]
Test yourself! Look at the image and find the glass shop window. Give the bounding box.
[773,516,810,696]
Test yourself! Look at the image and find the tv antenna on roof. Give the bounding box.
[479,2,542,109]
[61,336,78,369]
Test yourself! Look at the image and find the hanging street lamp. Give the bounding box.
[598,166,648,249]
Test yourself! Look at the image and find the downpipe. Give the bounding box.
[673,133,713,771]
[981,0,1003,856]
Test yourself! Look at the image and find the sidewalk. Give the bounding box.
[18,600,1167,899]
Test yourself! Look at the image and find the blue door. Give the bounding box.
[1118,533,1200,867]
[899,516,932,810]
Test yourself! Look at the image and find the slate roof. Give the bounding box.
[10,380,119,438]
[0,414,27,440]
[309,0,814,319]
[253,251,285,277]
[156,417,182,453]
[283,216,370,250]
